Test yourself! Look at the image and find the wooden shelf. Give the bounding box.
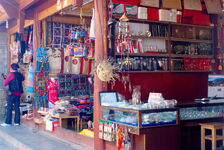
[171,70,211,73]
[171,37,213,43]
[117,71,170,73]
[170,54,214,58]
[115,53,169,57]
[114,17,214,29]
[117,35,168,40]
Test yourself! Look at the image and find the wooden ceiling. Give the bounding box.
[0,0,40,25]
[63,0,94,17]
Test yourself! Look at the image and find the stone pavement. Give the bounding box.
[0,139,15,150]
[0,119,90,150]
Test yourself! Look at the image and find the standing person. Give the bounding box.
[1,63,24,126]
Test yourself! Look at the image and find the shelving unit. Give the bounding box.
[170,37,213,43]
[115,53,169,57]
[113,17,214,73]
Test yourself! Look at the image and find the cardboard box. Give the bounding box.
[162,0,182,9]
[140,0,159,8]
[183,0,202,11]
[193,14,210,26]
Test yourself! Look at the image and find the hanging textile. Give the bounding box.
[34,72,48,108]
[90,8,95,39]
[63,55,72,73]
[36,48,49,72]
[71,57,81,74]
[72,75,90,97]
[48,78,58,108]
[26,64,34,94]
[46,48,62,74]
[57,74,93,97]
[80,58,93,75]
[58,74,73,97]
[52,22,63,48]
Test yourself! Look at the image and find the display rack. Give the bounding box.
[113,17,214,73]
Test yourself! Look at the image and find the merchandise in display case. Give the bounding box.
[180,105,223,120]
[178,100,224,121]
[102,105,179,135]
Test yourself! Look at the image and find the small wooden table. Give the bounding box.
[38,112,80,131]
[51,114,80,131]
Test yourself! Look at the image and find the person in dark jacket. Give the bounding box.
[1,63,24,126]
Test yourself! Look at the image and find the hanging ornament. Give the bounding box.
[96,57,119,82]
[119,13,129,22]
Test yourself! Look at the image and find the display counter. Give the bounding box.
[100,100,224,150]
[178,99,224,125]
[102,106,178,135]
[178,100,224,150]
[100,104,180,150]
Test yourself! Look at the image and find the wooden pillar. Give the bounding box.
[93,0,106,149]
[17,11,25,33]
[33,10,40,74]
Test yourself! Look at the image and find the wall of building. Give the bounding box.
[109,72,208,103]
[0,32,8,118]
[0,32,8,89]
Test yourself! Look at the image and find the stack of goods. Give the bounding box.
[53,100,71,114]
[110,0,214,26]
[181,1,210,26]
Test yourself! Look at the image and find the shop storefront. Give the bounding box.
[0,0,224,150]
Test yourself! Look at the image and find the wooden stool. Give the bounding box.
[200,122,224,150]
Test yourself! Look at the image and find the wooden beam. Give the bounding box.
[0,0,18,8]
[25,9,35,20]
[24,20,34,28]
[19,0,39,10]
[8,19,17,29]
[0,13,9,24]
[8,25,18,35]
[46,15,91,25]
[17,11,25,33]
[37,0,73,21]
[42,20,47,47]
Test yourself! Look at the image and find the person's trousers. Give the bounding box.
[5,94,21,124]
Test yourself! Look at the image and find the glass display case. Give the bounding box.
[178,100,224,121]
[101,106,179,135]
